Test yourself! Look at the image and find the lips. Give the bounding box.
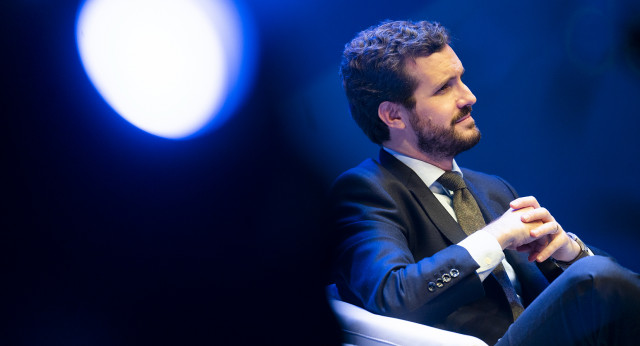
[454,105,473,124]
[455,114,471,124]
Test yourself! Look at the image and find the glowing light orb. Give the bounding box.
[76,0,253,139]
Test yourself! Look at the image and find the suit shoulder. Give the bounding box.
[461,167,509,184]
[461,167,518,199]
[332,158,388,186]
[329,157,408,208]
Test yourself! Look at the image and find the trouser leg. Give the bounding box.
[497,256,640,346]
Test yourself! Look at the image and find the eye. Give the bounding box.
[435,83,450,95]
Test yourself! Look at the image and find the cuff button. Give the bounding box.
[450,268,460,278]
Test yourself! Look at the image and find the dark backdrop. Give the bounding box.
[3,0,639,344]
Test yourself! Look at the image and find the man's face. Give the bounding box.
[403,45,480,160]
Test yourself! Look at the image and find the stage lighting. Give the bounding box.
[76,0,254,139]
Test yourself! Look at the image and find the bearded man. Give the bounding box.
[330,20,640,345]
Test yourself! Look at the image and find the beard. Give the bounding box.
[408,105,481,160]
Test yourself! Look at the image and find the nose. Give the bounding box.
[457,82,476,109]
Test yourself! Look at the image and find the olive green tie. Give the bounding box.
[437,171,524,321]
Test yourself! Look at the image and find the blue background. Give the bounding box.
[3,0,639,344]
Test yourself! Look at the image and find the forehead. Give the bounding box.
[404,45,463,86]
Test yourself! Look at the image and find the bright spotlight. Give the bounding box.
[76,0,254,139]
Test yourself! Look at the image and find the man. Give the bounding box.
[330,20,640,345]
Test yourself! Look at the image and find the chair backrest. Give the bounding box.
[326,284,488,346]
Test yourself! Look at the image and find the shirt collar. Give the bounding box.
[382,147,462,188]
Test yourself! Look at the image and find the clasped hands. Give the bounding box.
[483,196,581,263]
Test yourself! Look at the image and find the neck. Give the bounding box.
[383,143,454,171]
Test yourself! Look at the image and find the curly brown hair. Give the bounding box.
[340,20,450,144]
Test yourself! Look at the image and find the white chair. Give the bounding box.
[326,284,488,346]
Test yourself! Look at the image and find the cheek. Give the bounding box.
[416,102,454,125]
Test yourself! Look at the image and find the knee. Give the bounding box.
[562,255,620,283]
[563,255,618,277]
[562,255,640,299]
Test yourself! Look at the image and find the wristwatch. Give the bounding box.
[553,232,593,269]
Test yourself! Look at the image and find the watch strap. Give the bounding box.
[553,232,593,269]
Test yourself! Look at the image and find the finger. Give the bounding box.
[516,243,534,252]
[514,236,550,261]
[516,242,543,254]
[510,196,540,210]
[528,250,540,262]
[526,240,548,262]
[521,207,554,224]
[514,243,535,252]
[530,221,560,238]
[535,232,567,262]
[510,206,535,216]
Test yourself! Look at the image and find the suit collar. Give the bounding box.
[378,149,468,244]
[382,147,463,188]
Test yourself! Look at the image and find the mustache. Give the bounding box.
[452,106,473,123]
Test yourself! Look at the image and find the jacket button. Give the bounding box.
[442,273,452,282]
[427,282,437,292]
[450,268,460,278]
[436,278,444,288]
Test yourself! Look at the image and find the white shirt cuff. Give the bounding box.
[458,230,504,281]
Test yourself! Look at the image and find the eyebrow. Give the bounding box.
[434,68,465,91]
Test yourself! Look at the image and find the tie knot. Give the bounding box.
[437,171,466,191]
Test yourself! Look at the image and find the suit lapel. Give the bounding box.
[378,149,468,244]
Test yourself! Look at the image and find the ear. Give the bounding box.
[378,101,407,129]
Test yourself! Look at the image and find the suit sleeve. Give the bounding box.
[330,168,484,320]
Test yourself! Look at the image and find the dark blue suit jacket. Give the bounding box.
[330,149,562,344]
